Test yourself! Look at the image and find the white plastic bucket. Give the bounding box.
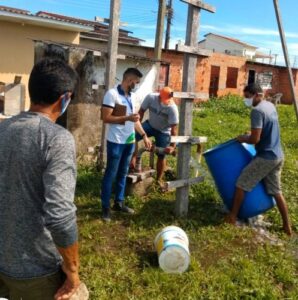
[154,226,190,274]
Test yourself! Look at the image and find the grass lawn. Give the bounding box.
[76,96,298,299]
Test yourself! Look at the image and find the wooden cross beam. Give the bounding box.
[173,91,209,99]
[166,176,204,191]
[175,43,212,57]
[170,136,207,144]
[181,0,216,13]
[175,0,215,217]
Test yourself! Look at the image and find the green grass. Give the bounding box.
[76,96,298,299]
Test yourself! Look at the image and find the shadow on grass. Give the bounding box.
[131,192,223,232]
[137,250,159,269]
[76,167,225,230]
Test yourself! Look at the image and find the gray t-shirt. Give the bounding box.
[0,112,78,279]
[251,101,283,160]
[141,93,179,134]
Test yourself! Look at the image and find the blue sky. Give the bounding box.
[1,0,298,66]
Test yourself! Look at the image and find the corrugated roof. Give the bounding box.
[33,39,159,63]
[36,11,132,34]
[36,12,143,44]
[0,5,93,31]
[81,31,144,45]
[204,33,258,49]
[0,6,143,45]
[0,5,30,15]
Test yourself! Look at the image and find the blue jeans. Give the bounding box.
[136,120,171,158]
[101,141,135,208]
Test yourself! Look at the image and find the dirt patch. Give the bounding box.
[193,235,261,270]
[93,221,130,254]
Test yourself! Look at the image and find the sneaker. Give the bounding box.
[112,202,135,214]
[102,207,111,222]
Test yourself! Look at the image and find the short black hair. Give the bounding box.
[123,68,143,80]
[243,83,263,95]
[29,58,78,105]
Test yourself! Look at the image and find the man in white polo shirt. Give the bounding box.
[101,68,151,222]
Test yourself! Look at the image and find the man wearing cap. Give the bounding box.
[132,86,179,182]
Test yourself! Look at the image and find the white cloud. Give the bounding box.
[200,24,298,39]
[138,22,298,67]
[127,24,156,30]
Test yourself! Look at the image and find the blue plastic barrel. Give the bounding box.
[203,139,275,219]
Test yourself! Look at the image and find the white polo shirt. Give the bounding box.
[103,85,136,144]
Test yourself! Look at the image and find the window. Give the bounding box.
[257,72,273,90]
[226,67,238,88]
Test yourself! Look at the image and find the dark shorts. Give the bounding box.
[136,120,171,158]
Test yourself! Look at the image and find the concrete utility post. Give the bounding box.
[175,0,215,217]
[154,0,167,90]
[99,0,121,169]
[273,0,298,122]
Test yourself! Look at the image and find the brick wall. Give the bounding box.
[197,53,247,98]
[278,69,298,104]
[146,49,297,104]
[146,50,247,99]
[245,62,298,104]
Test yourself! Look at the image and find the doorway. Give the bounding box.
[158,64,170,90]
[209,65,220,97]
[248,70,256,85]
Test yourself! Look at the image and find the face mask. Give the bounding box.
[243,97,253,107]
[131,83,140,93]
[60,94,71,116]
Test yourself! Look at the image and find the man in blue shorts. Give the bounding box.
[226,83,292,235]
[131,86,179,182]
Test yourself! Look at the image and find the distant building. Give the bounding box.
[199,33,272,62]
[0,5,92,108]
[0,5,144,110]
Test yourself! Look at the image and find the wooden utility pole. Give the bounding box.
[154,0,166,89]
[165,0,173,49]
[175,0,215,216]
[273,0,298,121]
[99,0,121,169]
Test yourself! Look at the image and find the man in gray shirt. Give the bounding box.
[225,83,291,235]
[131,86,179,182]
[0,59,82,299]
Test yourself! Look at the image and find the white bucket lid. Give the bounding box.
[158,245,190,274]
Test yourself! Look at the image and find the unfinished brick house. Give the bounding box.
[146,48,298,104]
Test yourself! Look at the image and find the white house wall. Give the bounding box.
[202,35,256,59]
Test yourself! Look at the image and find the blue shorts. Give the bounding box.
[136,120,171,158]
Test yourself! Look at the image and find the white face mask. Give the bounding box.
[243,97,253,107]
[131,84,140,93]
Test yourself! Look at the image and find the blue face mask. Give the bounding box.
[60,94,71,116]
